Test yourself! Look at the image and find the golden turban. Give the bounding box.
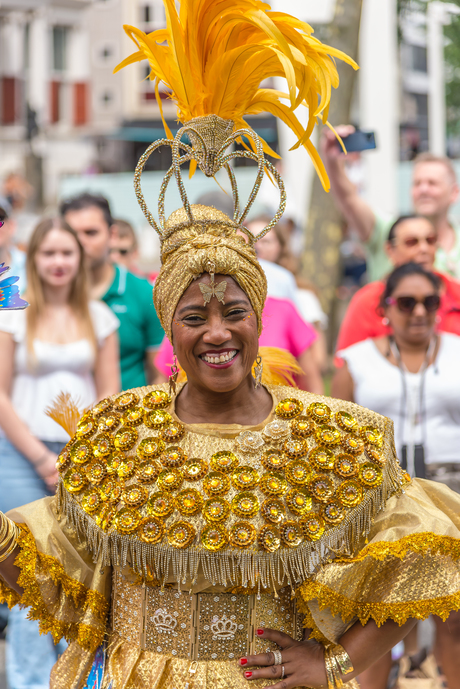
[153,205,267,341]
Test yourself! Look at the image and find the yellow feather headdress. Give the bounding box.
[114,0,357,240]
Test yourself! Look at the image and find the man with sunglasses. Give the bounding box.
[322,125,460,281]
[336,214,460,353]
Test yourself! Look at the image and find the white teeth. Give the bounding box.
[202,350,237,364]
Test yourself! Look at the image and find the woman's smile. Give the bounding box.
[199,348,239,367]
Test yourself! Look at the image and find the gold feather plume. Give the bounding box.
[45,392,87,438]
[177,346,303,387]
[114,0,358,190]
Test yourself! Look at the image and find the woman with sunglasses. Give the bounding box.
[333,261,460,689]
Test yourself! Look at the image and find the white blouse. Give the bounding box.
[0,301,119,442]
[338,333,460,466]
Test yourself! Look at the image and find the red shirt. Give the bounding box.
[336,273,460,354]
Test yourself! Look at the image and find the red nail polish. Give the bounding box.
[256,628,264,635]
[245,672,253,678]
[240,658,248,666]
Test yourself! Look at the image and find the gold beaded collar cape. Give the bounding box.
[56,383,406,592]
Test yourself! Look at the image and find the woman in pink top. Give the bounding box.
[155,296,323,393]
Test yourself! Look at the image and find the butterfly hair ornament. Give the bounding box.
[0,263,28,310]
[115,0,357,342]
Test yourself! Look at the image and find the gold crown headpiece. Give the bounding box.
[115,0,358,246]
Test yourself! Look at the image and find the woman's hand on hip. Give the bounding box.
[239,628,327,689]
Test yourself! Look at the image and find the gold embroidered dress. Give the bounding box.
[2,383,460,688]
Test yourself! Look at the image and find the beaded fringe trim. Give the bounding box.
[57,454,403,591]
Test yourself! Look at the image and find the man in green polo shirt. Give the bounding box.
[61,193,164,390]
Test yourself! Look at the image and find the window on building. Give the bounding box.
[101,91,113,105]
[142,5,151,23]
[410,45,428,73]
[53,26,68,72]
[101,45,112,60]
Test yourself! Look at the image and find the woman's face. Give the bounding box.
[384,274,439,345]
[171,275,259,394]
[254,228,282,263]
[35,228,81,289]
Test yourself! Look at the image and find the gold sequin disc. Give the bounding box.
[142,390,171,410]
[366,448,386,466]
[280,520,304,548]
[99,477,118,502]
[137,437,165,461]
[182,458,208,482]
[334,453,359,479]
[91,397,113,417]
[95,504,116,531]
[122,484,149,508]
[176,488,203,516]
[203,497,231,523]
[360,426,384,449]
[308,475,334,503]
[144,409,173,429]
[322,500,346,525]
[114,392,139,411]
[285,460,311,486]
[158,468,183,492]
[63,467,88,493]
[301,515,326,542]
[97,413,121,434]
[161,446,187,468]
[210,451,239,474]
[359,463,383,487]
[92,434,114,459]
[315,425,341,446]
[82,489,102,514]
[230,521,256,548]
[201,523,228,551]
[117,458,136,480]
[161,421,185,442]
[275,398,303,419]
[261,449,288,471]
[307,402,332,423]
[167,521,195,548]
[70,441,93,465]
[335,411,358,432]
[341,434,364,455]
[121,407,144,427]
[283,437,308,459]
[56,448,71,472]
[285,487,313,516]
[114,428,138,451]
[203,471,230,497]
[290,416,315,438]
[261,497,286,524]
[231,466,260,491]
[85,459,107,484]
[147,492,175,518]
[138,517,164,544]
[136,460,162,484]
[309,447,334,472]
[106,452,124,475]
[231,492,259,518]
[336,480,363,507]
[258,525,281,552]
[76,414,97,439]
[259,472,288,496]
[115,507,142,534]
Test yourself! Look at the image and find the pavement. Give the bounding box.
[0,638,6,689]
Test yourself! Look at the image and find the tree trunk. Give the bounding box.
[301,0,363,347]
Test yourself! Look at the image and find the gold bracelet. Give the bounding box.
[0,513,19,562]
[324,647,344,689]
[329,643,354,676]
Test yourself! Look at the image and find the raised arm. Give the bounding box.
[321,125,376,243]
[0,331,58,489]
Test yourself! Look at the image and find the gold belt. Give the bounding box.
[111,570,303,661]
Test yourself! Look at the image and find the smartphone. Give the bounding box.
[341,130,376,153]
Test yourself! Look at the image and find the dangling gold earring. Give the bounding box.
[253,355,263,389]
[169,355,179,396]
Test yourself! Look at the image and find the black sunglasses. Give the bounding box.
[385,294,441,314]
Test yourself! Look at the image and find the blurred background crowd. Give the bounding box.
[2,0,460,688]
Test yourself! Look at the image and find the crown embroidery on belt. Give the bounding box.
[153,608,178,634]
[211,614,238,640]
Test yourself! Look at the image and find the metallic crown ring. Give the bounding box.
[272,649,283,666]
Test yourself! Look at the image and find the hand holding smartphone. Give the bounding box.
[341,130,377,153]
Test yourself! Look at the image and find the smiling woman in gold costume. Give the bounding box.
[2,2,460,689]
